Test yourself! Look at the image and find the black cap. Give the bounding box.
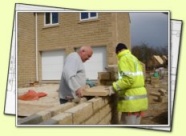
[115,43,127,54]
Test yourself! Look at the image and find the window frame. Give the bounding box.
[44,12,59,26]
[80,12,98,21]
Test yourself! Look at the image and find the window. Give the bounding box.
[80,12,98,20]
[44,12,59,25]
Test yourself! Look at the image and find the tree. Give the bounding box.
[132,43,168,70]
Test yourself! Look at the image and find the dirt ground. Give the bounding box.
[141,73,168,125]
[17,72,169,125]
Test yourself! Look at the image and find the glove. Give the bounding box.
[106,86,115,96]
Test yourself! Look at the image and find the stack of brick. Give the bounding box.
[18,97,119,125]
[151,76,160,88]
[98,65,118,86]
[145,88,168,118]
[150,88,167,103]
[145,71,151,84]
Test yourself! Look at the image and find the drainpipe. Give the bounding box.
[115,13,118,44]
[35,13,39,81]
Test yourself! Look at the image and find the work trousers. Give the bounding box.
[120,112,141,125]
[59,99,68,104]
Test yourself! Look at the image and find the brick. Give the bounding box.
[151,77,160,83]
[98,72,110,80]
[97,80,107,85]
[150,92,161,96]
[98,112,112,125]
[18,114,42,125]
[99,104,112,120]
[54,113,73,125]
[40,112,73,125]
[36,110,52,121]
[158,88,167,96]
[87,97,105,112]
[153,84,160,88]
[83,101,112,125]
[39,119,58,125]
[82,85,109,96]
[110,72,118,80]
[102,97,111,105]
[105,81,114,85]
[65,102,93,124]
[37,102,76,119]
[151,77,160,88]
[83,111,101,125]
[105,65,118,72]
[153,95,163,102]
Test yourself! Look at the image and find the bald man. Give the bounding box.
[58,46,93,104]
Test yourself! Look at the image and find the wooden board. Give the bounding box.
[82,85,109,96]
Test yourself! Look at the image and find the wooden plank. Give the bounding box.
[82,85,109,96]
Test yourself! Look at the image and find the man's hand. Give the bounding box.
[75,85,88,97]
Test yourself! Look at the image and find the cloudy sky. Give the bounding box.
[129,12,169,48]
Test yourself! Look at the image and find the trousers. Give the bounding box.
[59,99,68,104]
[120,112,141,125]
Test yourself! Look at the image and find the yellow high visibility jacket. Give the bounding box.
[112,49,148,112]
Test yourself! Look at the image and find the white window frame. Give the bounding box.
[80,12,98,21]
[44,12,59,26]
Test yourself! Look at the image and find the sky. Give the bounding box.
[129,12,169,48]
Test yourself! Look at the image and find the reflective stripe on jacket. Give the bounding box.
[112,49,148,112]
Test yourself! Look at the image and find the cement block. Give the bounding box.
[83,110,101,125]
[39,112,73,125]
[110,72,118,80]
[98,112,112,125]
[97,80,107,85]
[87,97,105,112]
[102,97,111,105]
[65,102,93,124]
[151,77,160,83]
[53,113,73,125]
[158,88,167,96]
[150,92,161,96]
[18,114,42,124]
[99,104,112,120]
[105,65,118,72]
[83,103,112,125]
[36,110,52,121]
[98,72,110,80]
[37,102,76,120]
[105,81,114,85]
[82,86,109,96]
[39,119,58,125]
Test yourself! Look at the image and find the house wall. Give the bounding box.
[116,12,131,49]
[18,13,36,87]
[18,12,130,87]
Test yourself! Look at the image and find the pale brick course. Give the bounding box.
[18,96,116,125]
[66,102,93,124]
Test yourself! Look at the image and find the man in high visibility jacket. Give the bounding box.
[109,43,148,125]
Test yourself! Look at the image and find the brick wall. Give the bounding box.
[18,13,36,87]
[18,96,120,125]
